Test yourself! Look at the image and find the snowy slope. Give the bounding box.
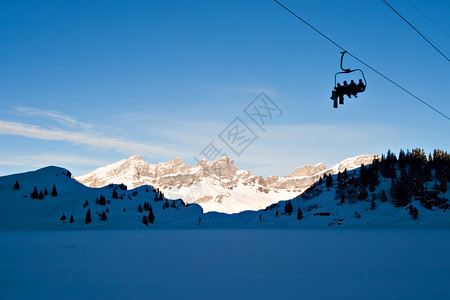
[76,154,378,213]
[0,167,203,231]
[1,160,449,230]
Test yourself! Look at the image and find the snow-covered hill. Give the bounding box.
[75,155,378,213]
[0,167,203,230]
[1,153,449,230]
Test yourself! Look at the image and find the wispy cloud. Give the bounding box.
[13,106,92,129]
[0,120,179,158]
[0,153,107,167]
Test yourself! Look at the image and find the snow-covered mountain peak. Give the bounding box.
[76,154,378,213]
[195,156,239,178]
[286,163,327,178]
[331,154,379,173]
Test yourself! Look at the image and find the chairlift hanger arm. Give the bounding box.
[340,51,351,72]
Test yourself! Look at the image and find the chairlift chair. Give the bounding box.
[332,51,367,108]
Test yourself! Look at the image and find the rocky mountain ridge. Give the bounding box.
[75,155,378,213]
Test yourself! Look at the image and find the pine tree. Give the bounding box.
[98,195,106,206]
[297,207,303,220]
[275,210,279,217]
[60,213,66,221]
[284,201,293,215]
[163,199,170,209]
[69,214,74,223]
[142,215,148,226]
[409,205,419,219]
[44,188,48,196]
[31,186,39,199]
[85,209,92,224]
[340,193,345,204]
[13,181,20,190]
[357,186,368,200]
[112,189,118,199]
[381,190,387,202]
[326,175,333,188]
[171,201,176,208]
[39,190,44,200]
[99,211,107,221]
[148,205,155,224]
[343,169,348,179]
[370,194,376,210]
[51,185,58,197]
[138,204,143,212]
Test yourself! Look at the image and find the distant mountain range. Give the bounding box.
[75,155,378,213]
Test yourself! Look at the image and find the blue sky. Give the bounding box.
[1,0,449,177]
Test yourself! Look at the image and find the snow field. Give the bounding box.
[1,229,449,299]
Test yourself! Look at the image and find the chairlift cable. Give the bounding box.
[381,0,450,62]
[272,0,450,121]
[405,0,450,38]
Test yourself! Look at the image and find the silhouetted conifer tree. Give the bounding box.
[148,205,155,224]
[98,195,106,206]
[409,205,419,219]
[69,214,74,223]
[357,187,368,200]
[31,186,39,199]
[44,188,48,195]
[60,213,66,221]
[99,211,107,221]
[142,215,148,226]
[284,201,293,215]
[51,185,57,197]
[85,209,92,224]
[138,204,143,212]
[343,168,348,179]
[297,207,303,220]
[381,190,387,202]
[326,175,333,188]
[112,189,118,199]
[370,194,376,210]
[39,190,44,200]
[13,181,20,190]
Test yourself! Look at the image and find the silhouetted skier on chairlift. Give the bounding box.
[342,81,352,98]
[349,80,358,98]
[356,79,366,93]
[330,83,344,107]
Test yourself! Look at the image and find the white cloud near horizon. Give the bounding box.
[0,119,179,158]
[13,106,93,129]
[0,153,107,167]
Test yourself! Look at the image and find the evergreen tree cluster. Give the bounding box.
[284,200,293,215]
[154,189,164,202]
[140,201,155,226]
[96,195,106,206]
[30,184,57,200]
